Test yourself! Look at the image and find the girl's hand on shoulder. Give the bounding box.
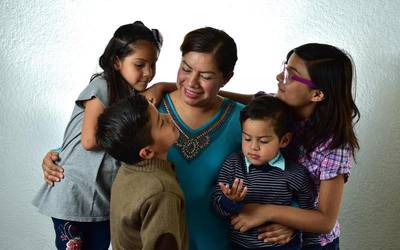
[142,82,176,106]
[42,151,64,186]
[141,88,157,105]
[257,223,294,244]
[230,203,269,232]
[219,178,247,202]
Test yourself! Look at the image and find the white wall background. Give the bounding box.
[1,0,399,249]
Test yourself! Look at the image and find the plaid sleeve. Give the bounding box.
[319,144,352,182]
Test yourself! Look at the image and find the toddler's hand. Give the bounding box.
[219,178,247,203]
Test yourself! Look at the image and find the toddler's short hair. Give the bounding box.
[240,95,293,139]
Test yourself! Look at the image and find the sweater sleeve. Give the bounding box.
[140,192,187,250]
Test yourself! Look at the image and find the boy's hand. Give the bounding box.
[219,178,247,203]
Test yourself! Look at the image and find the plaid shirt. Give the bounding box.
[285,119,353,246]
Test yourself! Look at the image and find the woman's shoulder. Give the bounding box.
[222,97,245,111]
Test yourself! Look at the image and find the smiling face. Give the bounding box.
[176,51,227,108]
[114,40,159,92]
[241,118,288,166]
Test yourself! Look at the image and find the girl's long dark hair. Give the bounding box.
[92,21,162,105]
[289,43,360,157]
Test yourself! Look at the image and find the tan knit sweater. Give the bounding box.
[110,158,188,250]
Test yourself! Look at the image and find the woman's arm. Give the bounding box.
[81,97,104,150]
[231,175,344,234]
[218,90,253,105]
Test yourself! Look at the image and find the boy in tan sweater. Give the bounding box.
[97,94,188,250]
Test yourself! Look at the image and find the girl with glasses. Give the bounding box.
[222,43,360,249]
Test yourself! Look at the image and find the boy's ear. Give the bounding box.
[279,132,292,148]
[139,146,155,160]
[310,89,325,102]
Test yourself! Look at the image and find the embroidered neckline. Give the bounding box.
[162,95,233,161]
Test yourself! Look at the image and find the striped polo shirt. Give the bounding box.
[212,151,320,248]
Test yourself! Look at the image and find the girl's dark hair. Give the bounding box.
[92,21,163,105]
[180,27,237,78]
[240,95,293,139]
[96,94,154,164]
[288,43,360,156]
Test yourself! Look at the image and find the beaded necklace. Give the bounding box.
[162,97,233,160]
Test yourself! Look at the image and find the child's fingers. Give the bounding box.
[236,179,244,195]
[231,178,239,194]
[219,182,231,196]
[233,179,245,197]
[225,184,231,195]
[239,186,248,200]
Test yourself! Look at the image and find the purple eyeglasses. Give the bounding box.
[281,62,317,89]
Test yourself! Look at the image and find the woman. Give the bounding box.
[152,43,359,249]
[41,27,245,250]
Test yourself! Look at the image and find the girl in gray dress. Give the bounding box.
[32,21,162,250]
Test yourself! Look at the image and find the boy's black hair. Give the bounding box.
[96,94,154,164]
[240,95,293,139]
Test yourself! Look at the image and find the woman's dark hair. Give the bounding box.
[93,21,163,105]
[180,27,237,78]
[240,95,293,139]
[288,43,360,156]
[96,94,154,164]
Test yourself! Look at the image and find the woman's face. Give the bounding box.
[276,53,316,111]
[176,52,226,107]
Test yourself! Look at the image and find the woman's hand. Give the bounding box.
[257,223,295,244]
[42,151,64,185]
[219,178,247,202]
[230,203,271,232]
